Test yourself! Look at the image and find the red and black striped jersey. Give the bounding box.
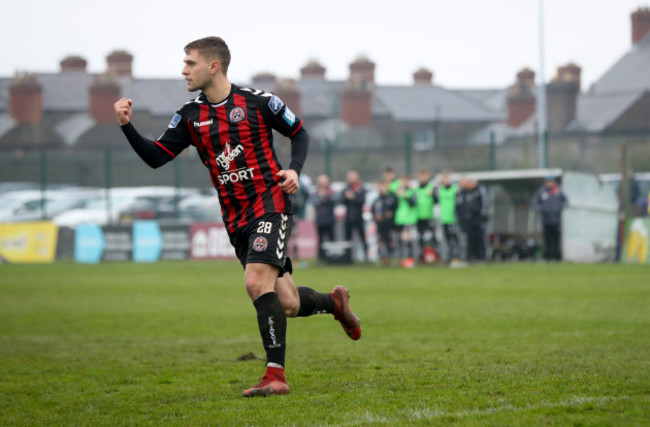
[154,84,304,233]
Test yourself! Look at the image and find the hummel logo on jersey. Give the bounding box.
[193,119,213,127]
[276,214,288,259]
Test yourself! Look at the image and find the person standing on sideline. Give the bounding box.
[532,176,568,261]
[457,178,489,262]
[372,179,398,265]
[312,174,336,261]
[434,171,461,264]
[113,36,361,398]
[341,170,368,261]
[394,175,418,267]
[414,169,437,262]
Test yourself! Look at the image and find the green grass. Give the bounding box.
[0,261,648,426]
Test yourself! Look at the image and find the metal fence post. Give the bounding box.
[489,131,496,171]
[404,132,412,177]
[39,150,47,220]
[105,149,112,225]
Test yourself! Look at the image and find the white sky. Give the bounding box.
[0,0,646,90]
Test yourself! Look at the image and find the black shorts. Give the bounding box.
[228,213,293,277]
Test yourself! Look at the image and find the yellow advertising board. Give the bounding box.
[0,222,58,263]
[623,218,649,265]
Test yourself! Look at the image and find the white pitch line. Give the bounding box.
[346,395,630,426]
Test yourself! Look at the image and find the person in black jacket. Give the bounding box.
[372,179,398,265]
[341,170,368,261]
[312,174,336,261]
[457,178,489,262]
[533,177,568,260]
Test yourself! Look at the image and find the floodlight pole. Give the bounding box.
[537,0,548,168]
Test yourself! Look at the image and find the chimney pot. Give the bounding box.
[106,50,133,77]
[413,67,433,85]
[60,55,87,72]
[300,60,326,80]
[349,56,375,85]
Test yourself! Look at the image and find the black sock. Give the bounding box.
[253,292,286,367]
[296,287,335,317]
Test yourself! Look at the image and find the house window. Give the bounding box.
[413,129,435,151]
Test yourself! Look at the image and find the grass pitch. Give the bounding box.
[0,261,648,426]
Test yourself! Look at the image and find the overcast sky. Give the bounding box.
[0,0,646,90]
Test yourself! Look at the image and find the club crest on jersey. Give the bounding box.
[252,236,268,252]
[268,95,284,115]
[229,107,246,123]
[168,113,181,128]
[282,107,296,126]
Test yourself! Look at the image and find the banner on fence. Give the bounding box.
[0,221,58,263]
[623,217,649,264]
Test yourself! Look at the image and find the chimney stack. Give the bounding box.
[60,55,87,73]
[89,75,121,124]
[632,7,650,45]
[546,63,581,131]
[413,67,433,85]
[506,68,536,127]
[251,72,277,91]
[300,60,326,80]
[341,76,372,127]
[273,78,301,117]
[10,73,43,124]
[106,50,133,78]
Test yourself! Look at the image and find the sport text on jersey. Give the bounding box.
[218,167,255,185]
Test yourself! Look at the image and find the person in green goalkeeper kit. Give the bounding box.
[394,175,418,267]
[414,169,437,261]
[434,171,461,264]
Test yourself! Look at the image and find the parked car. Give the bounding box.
[0,189,99,223]
[52,187,199,227]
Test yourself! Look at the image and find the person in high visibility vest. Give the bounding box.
[394,175,418,267]
[434,171,461,263]
[414,169,437,262]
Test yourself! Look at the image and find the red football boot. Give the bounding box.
[242,366,290,397]
[330,286,362,340]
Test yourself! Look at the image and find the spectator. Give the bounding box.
[532,176,568,261]
[457,178,489,262]
[394,175,418,267]
[312,174,336,262]
[372,179,398,266]
[341,170,368,261]
[414,169,437,262]
[288,174,311,260]
[434,171,461,264]
[384,167,401,194]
